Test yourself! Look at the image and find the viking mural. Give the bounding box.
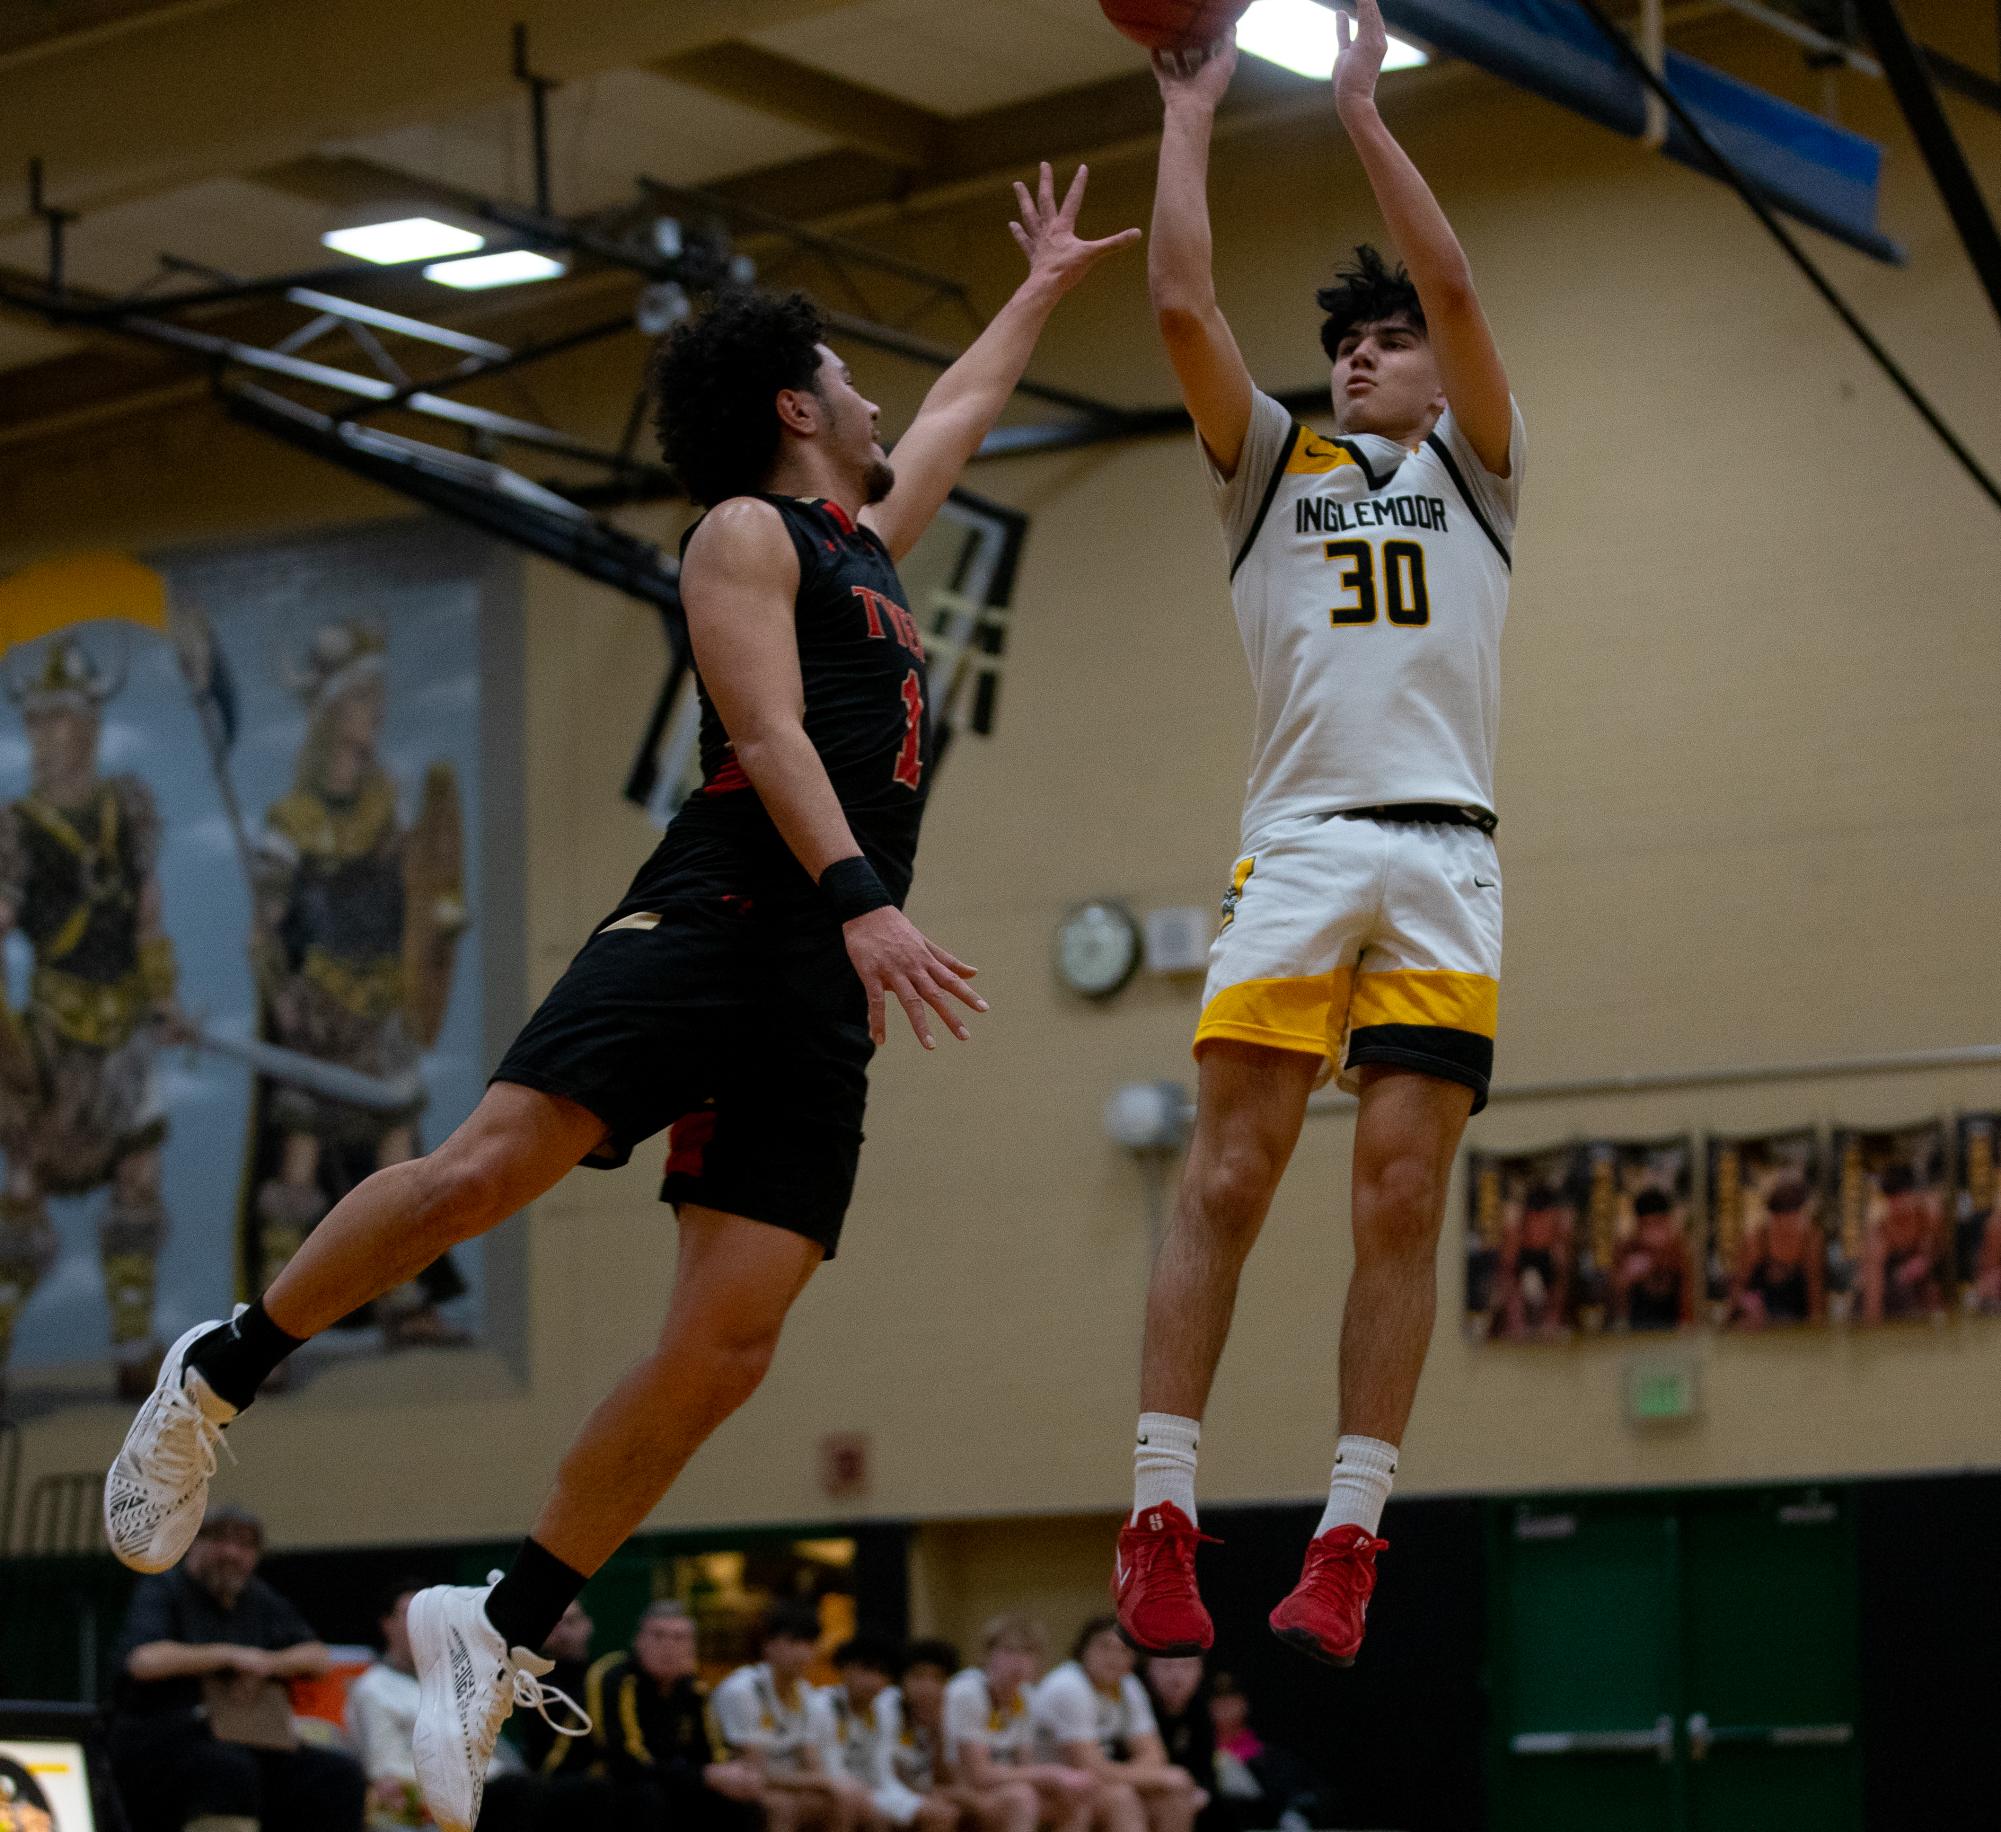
[0,636,180,1400]
[242,617,470,1350]
[0,531,491,1414]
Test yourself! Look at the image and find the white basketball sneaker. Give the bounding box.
[103,1314,239,1573]
[409,1574,589,1832]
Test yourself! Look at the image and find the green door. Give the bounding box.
[1489,1501,1682,1832]
[1488,1487,1860,1832]
[1680,1489,1860,1831]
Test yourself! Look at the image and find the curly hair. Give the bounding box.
[1316,244,1426,363]
[651,289,827,508]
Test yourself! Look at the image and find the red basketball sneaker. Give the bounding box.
[1268,1525,1388,1666]
[1112,1503,1216,1655]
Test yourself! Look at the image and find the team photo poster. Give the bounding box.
[1471,1116,1988,1339]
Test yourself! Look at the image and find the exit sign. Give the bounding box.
[1626,1358,1700,1425]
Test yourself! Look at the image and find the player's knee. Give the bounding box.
[1357,1150,1444,1251]
[688,1310,785,1404]
[1190,1139,1283,1237]
[407,1144,515,1244]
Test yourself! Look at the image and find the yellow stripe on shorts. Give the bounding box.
[1194,968,1355,1059]
[1348,969,1499,1039]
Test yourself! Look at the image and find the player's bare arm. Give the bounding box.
[1334,0,1511,474]
[1148,40,1256,476]
[863,164,1138,561]
[681,499,985,1053]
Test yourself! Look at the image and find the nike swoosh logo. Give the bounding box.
[1474,877,1497,888]
[1114,1557,1129,1588]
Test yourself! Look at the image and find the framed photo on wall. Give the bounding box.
[1706,1128,1827,1329]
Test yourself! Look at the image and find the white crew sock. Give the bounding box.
[1316,1435,1398,1537]
[1131,1412,1200,1524]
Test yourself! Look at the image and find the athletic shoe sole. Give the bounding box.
[408,1587,476,1832]
[102,1315,227,1573]
[1116,1621,1208,1658]
[1271,1622,1357,1668]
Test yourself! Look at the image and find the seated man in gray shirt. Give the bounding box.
[109,1505,366,1832]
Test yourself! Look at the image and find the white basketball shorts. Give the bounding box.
[1193,810,1502,1110]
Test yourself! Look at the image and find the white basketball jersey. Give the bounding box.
[1205,389,1524,852]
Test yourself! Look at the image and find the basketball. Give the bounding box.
[1097,0,1257,55]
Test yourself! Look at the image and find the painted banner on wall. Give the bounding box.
[1466,1142,1589,1341]
[1579,1135,1697,1334]
[0,523,496,1409]
[1954,1112,2001,1316]
[1830,1120,1951,1326]
[1706,1128,1827,1329]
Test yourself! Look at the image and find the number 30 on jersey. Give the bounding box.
[1323,539,1430,628]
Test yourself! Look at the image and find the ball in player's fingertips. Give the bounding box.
[1101,0,1254,55]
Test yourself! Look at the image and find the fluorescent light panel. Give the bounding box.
[1237,0,1428,80]
[322,216,486,265]
[422,250,569,290]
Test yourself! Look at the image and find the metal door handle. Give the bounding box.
[1512,1714,1674,1763]
[1687,1712,1854,1760]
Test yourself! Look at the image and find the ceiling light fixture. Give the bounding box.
[1236,0,1428,81]
[322,217,486,265]
[422,250,569,291]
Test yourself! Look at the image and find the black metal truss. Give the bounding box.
[1850,0,2001,336]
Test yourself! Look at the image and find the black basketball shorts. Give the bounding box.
[492,887,873,1257]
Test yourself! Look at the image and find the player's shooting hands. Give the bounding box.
[1334,0,1389,115]
[842,905,987,1050]
[1328,0,1392,116]
[1152,34,1238,108]
[1009,163,1141,294]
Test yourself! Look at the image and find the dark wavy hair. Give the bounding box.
[1317,244,1426,362]
[651,289,827,508]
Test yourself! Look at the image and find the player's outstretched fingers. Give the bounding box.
[926,942,988,1009]
[914,969,975,1043]
[891,976,938,1050]
[864,976,888,1048]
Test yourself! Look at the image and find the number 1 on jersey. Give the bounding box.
[894,669,925,790]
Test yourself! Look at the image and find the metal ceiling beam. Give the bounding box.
[0,0,242,72]
[1924,44,2001,118]
[1851,0,2001,335]
[655,41,947,169]
[221,382,683,615]
[0,0,864,233]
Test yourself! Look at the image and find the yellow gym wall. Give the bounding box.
[2,11,1999,1571]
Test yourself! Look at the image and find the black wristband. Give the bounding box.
[819,855,893,924]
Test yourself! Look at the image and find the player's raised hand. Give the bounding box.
[842,905,987,1050]
[1009,163,1141,294]
[1152,34,1238,108]
[1334,0,1389,112]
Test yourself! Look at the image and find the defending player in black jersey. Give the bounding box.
[105,163,1137,1832]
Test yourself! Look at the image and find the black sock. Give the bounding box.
[186,1300,306,1412]
[484,1538,588,1655]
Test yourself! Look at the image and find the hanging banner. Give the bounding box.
[1707,1128,1828,1329]
[1830,1120,1952,1325]
[1954,1113,2001,1317]
[1580,1134,1698,1333]
[1465,1142,1590,1341]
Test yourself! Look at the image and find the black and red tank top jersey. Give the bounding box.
[657,494,933,904]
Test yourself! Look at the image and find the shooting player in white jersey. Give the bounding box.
[1114,0,1524,1668]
